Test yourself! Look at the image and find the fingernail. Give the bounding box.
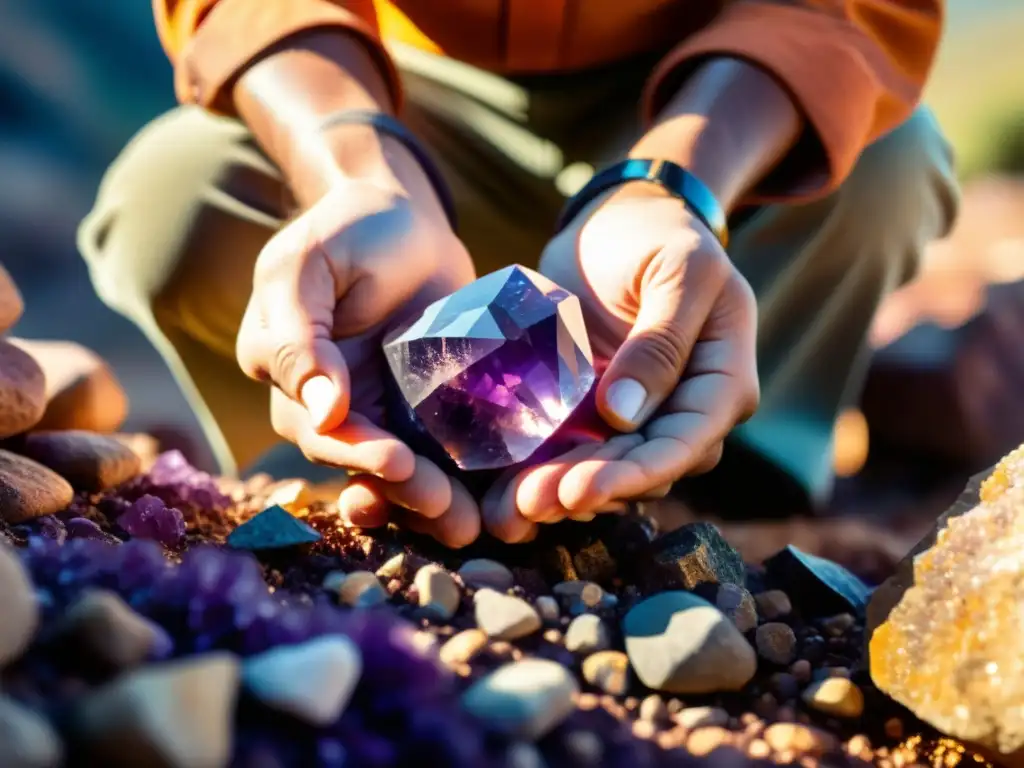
[605,378,647,425]
[571,512,597,522]
[301,375,336,429]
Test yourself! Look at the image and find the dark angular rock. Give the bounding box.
[571,539,617,585]
[644,522,745,592]
[227,505,321,551]
[765,545,871,617]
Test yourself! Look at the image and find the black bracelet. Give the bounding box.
[318,110,458,231]
[555,159,728,248]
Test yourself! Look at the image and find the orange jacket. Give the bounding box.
[154,0,943,198]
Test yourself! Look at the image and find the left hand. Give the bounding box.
[481,185,760,542]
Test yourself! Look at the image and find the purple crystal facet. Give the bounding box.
[383,265,596,470]
[117,494,187,547]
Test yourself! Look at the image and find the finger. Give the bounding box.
[511,442,612,523]
[238,223,351,432]
[481,471,539,544]
[368,456,453,520]
[337,476,391,528]
[396,478,481,549]
[597,240,728,431]
[553,433,646,513]
[690,442,724,476]
[272,388,416,481]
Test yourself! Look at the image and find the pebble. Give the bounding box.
[563,614,611,654]
[376,552,419,582]
[458,559,514,591]
[622,591,757,694]
[675,706,730,730]
[0,450,73,524]
[756,622,798,665]
[821,613,855,637]
[439,629,488,666]
[462,659,578,740]
[748,739,772,759]
[647,521,746,591]
[10,339,128,434]
[715,584,758,633]
[0,341,46,438]
[686,726,732,756]
[243,636,362,726]
[581,651,630,696]
[262,480,313,514]
[414,564,461,621]
[770,672,800,701]
[474,589,541,640]
[535,596,560,623]
[0,264,24,334]
[20,431,142,492]
[801,678,865,718]
[73,653,240,768]
[329,571,388,608]
[57,590,170,670]
[0,695,63,768]
[790,659,813,683]
[754,590,792,620]
[0,544,38,667]
[638,695,669,725]
[505,741,547,768]
[763,722,836,756]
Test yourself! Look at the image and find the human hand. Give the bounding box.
[482,185,759,542]
[235,172,481,547]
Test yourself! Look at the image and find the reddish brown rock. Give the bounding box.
[0,264,23,334]
[0,341,46,439]
[0,450,72,523]
[9,339,127,434]
[19,431,141,492]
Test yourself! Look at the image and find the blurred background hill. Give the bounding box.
[0,0,1021,486]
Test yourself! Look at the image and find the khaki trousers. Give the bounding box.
[79,44,958,507]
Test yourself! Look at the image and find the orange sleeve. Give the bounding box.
[642,0,944,202]
[152,0,402,115]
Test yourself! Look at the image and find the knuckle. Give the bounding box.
[635,324,689,376]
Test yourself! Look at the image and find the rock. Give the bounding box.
[462,659,578,740]
[622,591,756,694]
[326,571,388,608]
[551,580,616,614]
[439,629,489,666]
[790,659,812,683]
[686,726,732,757]
[675,706,730,730]
[869,445,1024,759]
[644,522,745,592]
[116,495,186,547]
[764,545,871,616]
[262,480,313,514]
[570,538,618,584]
[243,636,361,726]
[0,450,73,524]
[770,672,800,701]
[57,590,170,670]
[822,613,855,637]
[0,342,46,438]
[535,596,560,623]
[73,653,239,768]
[375,552,423,583]
[754,590,792,620]
[414,564,461,621]
[9,339,128,434]
[755,623,798,666]
[763,723,836,756]
[226,505,321,551]
[802,678,864,718]
[581,651,630,696]
[0,264,24,334]
[474,589,541,640]
[19,431,141,492]
[0,696,63,768]
[0,543,37,666]
[715,584,758,633]
[638,695,669,725]
[458,559,514,591]
[564,614,611,654]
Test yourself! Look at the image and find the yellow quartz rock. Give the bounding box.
[870,443,1024,758]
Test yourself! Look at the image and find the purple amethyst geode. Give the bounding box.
[383,265,596,471]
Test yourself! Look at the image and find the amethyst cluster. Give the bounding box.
[383,265,597,471]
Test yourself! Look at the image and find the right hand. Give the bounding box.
[235,171,481,548]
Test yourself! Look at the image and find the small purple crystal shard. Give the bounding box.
[117,494,187,547]
[383,265,596,470]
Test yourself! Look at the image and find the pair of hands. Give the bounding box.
[235,162,759,547]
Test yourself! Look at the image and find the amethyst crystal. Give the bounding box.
[383,265,596,471]
[117,494,186,547]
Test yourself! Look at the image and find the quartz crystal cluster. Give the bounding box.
[383,265,596,470]
[870,443,1024,758]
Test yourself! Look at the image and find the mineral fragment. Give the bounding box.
[870,445,1024,759]
[765,545,871,616]
[382,265,595,470]
[462,659,578,739]
[0,341,46,438]
[0,450,73,524]
[645,522,745,591]
[226,505,320,551]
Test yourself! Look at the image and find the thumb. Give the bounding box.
[597,251,721,431]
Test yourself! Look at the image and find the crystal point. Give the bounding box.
[383,265,596,471]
